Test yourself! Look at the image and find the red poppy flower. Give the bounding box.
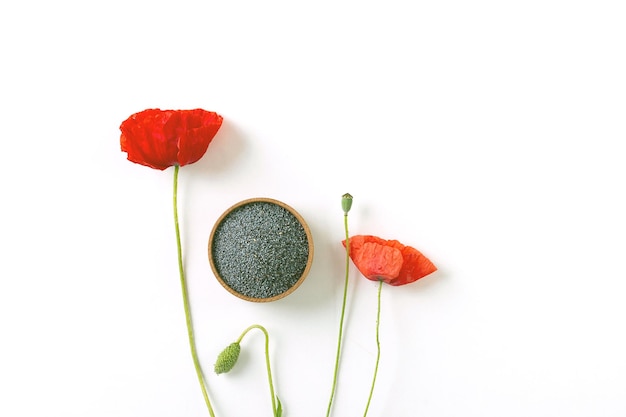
[343,235,437,286]
[120,108,223,170]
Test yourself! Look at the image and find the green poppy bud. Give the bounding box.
[341,193,353,214]
[214,342,241,374]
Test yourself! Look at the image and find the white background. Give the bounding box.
[1,1,625,416]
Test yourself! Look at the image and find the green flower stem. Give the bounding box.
[325,211,351,417]
[236,324,280,416]
[363,280,383,417]
[173,165,216,417]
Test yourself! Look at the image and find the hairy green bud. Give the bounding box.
[214,342,241,374]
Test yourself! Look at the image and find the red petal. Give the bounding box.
[120,109,178,170]
[120,109,223,170]
[343,235,437,286]
[353,242,403,282]
[177,109,223,166]
[385,240,437,286]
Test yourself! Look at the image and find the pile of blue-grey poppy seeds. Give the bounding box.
[211,201,309,299]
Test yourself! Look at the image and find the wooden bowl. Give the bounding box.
[208,197,314,302]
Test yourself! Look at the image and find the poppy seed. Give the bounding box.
[210,201,310,300]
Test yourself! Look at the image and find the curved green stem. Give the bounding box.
[325,212,350,417]
[363,280,383,417]
[237,324,279,416]
[173,165,216,417]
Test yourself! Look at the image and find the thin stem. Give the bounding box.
[173,165,216,417]
[325,212,350,417]
[363,280,383,417]
[237,324,278,416]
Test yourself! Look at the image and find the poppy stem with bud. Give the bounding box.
[214,324,281,417]
[173,165,216,417]
[325,193,353,417]
[363,280,383,417]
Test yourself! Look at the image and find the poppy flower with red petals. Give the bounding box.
[343,235,437,286]
[120,108,223,170]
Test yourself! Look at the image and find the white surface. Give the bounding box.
[1,1,625,416]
